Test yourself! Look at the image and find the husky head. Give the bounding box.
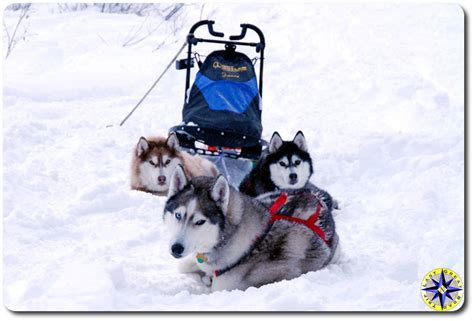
[163,166,231,259]
[266,131,313,189]
[135,133,183,193]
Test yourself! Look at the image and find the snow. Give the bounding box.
[2,3,464,311]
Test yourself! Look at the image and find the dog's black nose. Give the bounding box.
[289,173,298,184]
[171,243,184,258]
[158,175,166,185]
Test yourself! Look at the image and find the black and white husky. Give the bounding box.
[163,165,339,292]
[239,131,337,209]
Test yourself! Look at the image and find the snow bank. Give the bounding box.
[3,3,464,311]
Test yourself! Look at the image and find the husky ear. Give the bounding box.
[168,165,188,197]
[211,175,230,214]
[137,137,149,156]
[268,132,283,154]
[166,132,181,151]
[293,131,308,152]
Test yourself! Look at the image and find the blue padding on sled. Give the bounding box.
[194,73,259,114]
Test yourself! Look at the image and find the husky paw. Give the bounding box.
[201,275,212,287]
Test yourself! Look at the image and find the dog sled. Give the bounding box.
[170,20,266,186]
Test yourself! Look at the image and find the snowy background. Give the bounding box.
[2,3,464,311]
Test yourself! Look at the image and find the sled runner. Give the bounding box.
[169,20,265,186]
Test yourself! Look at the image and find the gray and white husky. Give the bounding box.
[163,165,339,292]
[239,131,337,210]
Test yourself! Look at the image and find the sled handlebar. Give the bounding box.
[229,23,265,52]
[188,21,265,52]
[189,20,224,38]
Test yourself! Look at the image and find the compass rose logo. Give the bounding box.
[421,268,463,311]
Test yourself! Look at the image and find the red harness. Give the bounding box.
[269,192,330,245]
[212,192,330,277]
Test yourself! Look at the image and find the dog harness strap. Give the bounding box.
[269,192,288,215]
[270,193,329,245]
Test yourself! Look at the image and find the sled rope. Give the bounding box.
[219,155,231,182]
[213,153,232,182]
[119,41,187,126]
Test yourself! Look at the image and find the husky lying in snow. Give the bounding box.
[130,133,219,196]
[239,131,337,210]
[163,165,339,292]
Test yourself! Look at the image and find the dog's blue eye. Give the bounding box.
[294,160,301,166]
[195,220,206,226]
[279,161,286,167]
[175,213,182,220]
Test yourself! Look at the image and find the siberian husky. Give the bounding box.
[163,165,339,292]
[239,131,337,210]
[130,133,219,196]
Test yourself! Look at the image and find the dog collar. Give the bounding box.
[212,224,272,278]
[195,223,272,277]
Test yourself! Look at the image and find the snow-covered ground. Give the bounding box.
[2,3,464,311]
